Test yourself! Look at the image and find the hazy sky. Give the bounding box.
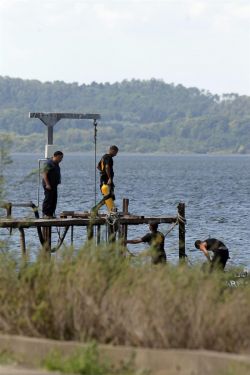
[0,0,250,95]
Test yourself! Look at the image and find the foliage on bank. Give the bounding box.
[1,77,250,153]
[43,342,143,375]
[0,242,249,354]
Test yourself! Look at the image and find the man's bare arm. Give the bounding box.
[105,164,112,184]
[199,243,211,261]
[126,238,143,244]
[43,172,51,190]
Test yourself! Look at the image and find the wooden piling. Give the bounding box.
[97,225,101,244]
[107,223,116,243]
[178,202,186,260]
[42,227,52,254]
[87,220,94,240]
[6,203,12,218]
[18,227,26,256]
[70,226,74,246]
[122,198,129,242]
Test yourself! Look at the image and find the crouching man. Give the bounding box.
[195,238,230,271]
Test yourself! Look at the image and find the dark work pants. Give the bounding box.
[152,252,167,265]
[42,187,58,216]
[211,249,229,271]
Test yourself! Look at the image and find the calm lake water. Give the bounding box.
[1,153,250,269]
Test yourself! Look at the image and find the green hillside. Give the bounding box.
[0,76,250,153]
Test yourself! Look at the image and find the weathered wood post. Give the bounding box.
[122,198,129,242]
[119,198,129,256]
[70,226,74,246]
[18,227,26,256]
[97,224,101,244]
[107,222,116,243]
[87,223,94,240]
[6,203,12,234]
[6,202,12,218]
[42,227,52,254]
[178,202,186,260]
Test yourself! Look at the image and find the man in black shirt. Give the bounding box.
[42,151,63,218]
[195,238,230,271]
[126,223,166,264]
[92,145,119,213]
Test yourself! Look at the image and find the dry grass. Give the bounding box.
[0,242,249,353]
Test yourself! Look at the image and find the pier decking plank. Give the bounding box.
[0,215,177,229]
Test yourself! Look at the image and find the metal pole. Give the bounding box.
[93,119,98,206]
[47,126,53,145]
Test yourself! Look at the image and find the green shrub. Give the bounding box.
[0,349,16,366]
[43,342,144,375]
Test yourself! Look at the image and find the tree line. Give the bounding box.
[0,76,250,153]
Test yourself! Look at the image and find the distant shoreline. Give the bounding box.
[10,152,250,157]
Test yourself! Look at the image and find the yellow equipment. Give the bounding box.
[101,184,115,211]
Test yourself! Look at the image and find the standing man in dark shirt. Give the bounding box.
[92,145,119,213]
[195,238,230,271]
[126,223,166,264]
[42,151,63,219]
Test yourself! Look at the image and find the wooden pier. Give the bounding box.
[0,200,186,260]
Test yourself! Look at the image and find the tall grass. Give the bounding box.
[0,242,249,353]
